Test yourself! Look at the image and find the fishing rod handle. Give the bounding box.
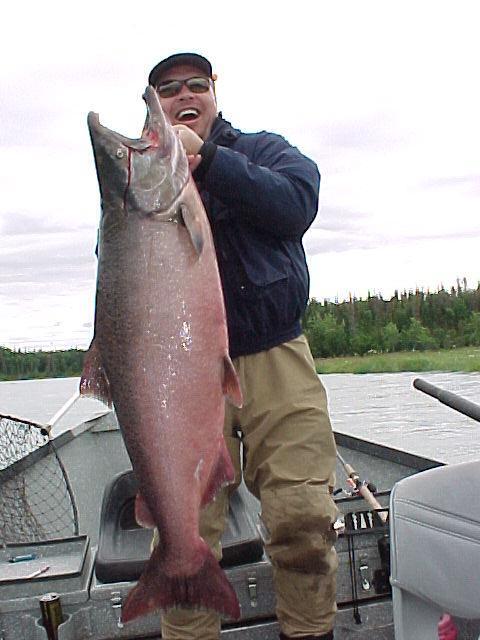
[344,463,356,477]
[358,485,388,524]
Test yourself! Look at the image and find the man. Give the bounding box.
[148,52,338,640]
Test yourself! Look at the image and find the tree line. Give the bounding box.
[0,348,85,381]
[2,282,480,380]
[303,281,480,358]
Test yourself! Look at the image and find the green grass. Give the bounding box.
[314,347,480,374]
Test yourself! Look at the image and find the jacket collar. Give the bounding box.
[208,114,241,146]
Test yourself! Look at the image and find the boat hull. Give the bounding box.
[0,413,444,640]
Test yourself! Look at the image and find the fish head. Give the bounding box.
[88,86,189,219]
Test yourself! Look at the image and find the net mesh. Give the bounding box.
[0,413,78,545]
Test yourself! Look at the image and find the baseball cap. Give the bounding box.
[148,53,213,87]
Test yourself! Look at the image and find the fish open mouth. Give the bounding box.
[88,111,151,151]
[176,108,200,123]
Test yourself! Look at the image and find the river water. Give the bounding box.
[1,371,479,464]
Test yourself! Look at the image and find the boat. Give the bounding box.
[1,378,480,639]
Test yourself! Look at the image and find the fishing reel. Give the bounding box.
[334,478,378,499]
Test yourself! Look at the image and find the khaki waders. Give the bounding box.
[156,334,339,639]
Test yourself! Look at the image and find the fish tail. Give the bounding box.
[120,541,240,623]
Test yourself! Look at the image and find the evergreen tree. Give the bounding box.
[382,322,401,352]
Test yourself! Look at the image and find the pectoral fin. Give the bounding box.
[79,339,112,407]
[180,204,204,256]
[135,492,156,529]
[223,355,243,408]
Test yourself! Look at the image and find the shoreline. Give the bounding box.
[1,348,480,381]
[315,346,480,374]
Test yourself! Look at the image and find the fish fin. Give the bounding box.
[180,204,204,256]
[223,355,243,408]
[121,540,240,623]
[79,339,112,407]
[201,440,235,507]
[135,492,156,529]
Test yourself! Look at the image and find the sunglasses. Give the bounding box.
[156,76,211,99]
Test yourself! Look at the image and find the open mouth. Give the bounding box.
[176,108,200,123]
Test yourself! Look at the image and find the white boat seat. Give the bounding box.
[390,460,480,639]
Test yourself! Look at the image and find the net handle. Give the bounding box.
[43,391,80,435]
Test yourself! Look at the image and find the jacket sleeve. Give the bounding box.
[201,132,320,239]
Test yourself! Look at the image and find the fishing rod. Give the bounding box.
[413,378,480,423]
[336,449,390,624]
[336,450,388,524]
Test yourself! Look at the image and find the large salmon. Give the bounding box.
[81,86,242,623]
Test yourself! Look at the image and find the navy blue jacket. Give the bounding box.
[194,116,320,359]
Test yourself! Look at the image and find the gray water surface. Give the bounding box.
[1,372,479,464]
[322,371,480,464]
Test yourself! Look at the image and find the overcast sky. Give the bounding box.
[1,1,479,350]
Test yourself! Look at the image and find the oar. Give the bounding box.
[336,450,388,524]
[413,378,480,423]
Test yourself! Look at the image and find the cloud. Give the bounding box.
[419,174,480,195]
[305,201,480,257]
[0,230,96,289]
[0,98,61,148]
[1,212,78,236]
[307,235,480,304]
[305,229,385,256]
[321,114,408,152]
[312,206,370,232]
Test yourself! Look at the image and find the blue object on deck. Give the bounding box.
[8,553,37,563]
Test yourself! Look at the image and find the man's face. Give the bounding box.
[155,64,217,141]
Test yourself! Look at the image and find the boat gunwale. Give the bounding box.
[334,430,444,470]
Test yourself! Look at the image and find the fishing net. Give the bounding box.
[0,413,78,545]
